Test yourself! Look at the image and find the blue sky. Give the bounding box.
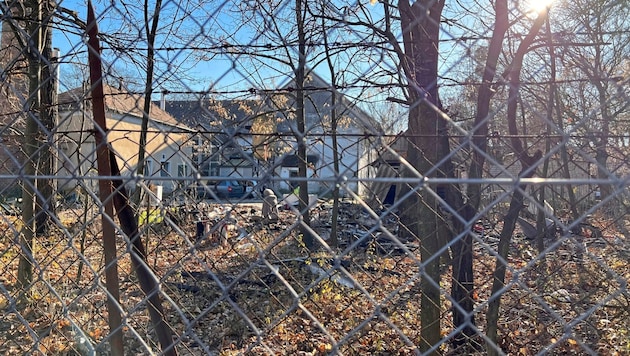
[54,1,396,95]
[54,0,246,95]
[52,0,491,111]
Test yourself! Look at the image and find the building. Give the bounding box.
[157,97,262,183]
[57,85,195,196]
[159,72,383,198]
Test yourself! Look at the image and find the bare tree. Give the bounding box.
[216,0,330,249]
[555,0,629,202]
[450,0,510,347]
[293,0,315,248]
[307,1,386,249]
[485,8,548,354]
[319,2,341,248]
[2,0,58,295]
[130,0,164,211]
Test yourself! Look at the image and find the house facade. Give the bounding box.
[157,98,261,184]
[159,72,383,198]
[57,85,195,196]
[268,72,383,196]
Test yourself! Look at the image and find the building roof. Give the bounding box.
[159,72,382,135]
[58,85,182,127]
[157,98,267,128]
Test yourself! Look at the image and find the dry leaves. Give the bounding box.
[0,206,628,354]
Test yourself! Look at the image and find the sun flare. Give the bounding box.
[526,0,554,15]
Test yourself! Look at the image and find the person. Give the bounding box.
[261,188,279,223]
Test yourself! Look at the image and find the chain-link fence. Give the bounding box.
[1,0,629,354]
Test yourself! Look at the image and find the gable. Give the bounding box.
[273,70,383,135]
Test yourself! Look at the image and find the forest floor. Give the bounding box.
[0,201,628,355]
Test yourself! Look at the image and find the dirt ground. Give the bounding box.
[0,202,628,355]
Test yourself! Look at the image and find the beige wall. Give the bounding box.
[57,112,193,194]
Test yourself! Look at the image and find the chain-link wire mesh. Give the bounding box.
[1,0,629,354]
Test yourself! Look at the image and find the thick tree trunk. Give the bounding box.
[398,1,445,352]
[35,0,57,235]
[17,0,48,296]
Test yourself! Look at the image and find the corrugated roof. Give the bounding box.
[58,85,181,127]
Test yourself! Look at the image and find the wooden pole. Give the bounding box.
[86,1,124,354]
[86,2,177,353]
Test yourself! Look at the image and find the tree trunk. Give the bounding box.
[322,11,340,248]
[295,0,314,249]
[132,0,163,211]
[554,98,579,218]
[398,1,444,352]
[594,82,611,202]
[35,0,57,235]
[485,183,527,351]
[485,9,548,354]
[86,2,125,352]
[17,0,45,296]
[451,0,509,347]
[535,17,555,254]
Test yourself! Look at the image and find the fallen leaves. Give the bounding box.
[0,205,628,354]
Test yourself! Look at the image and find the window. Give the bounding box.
[177,163,188,188]
[209,159,220,176]
[177,164,188,177]
[160,161,171,177]
[145,159,153,176]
